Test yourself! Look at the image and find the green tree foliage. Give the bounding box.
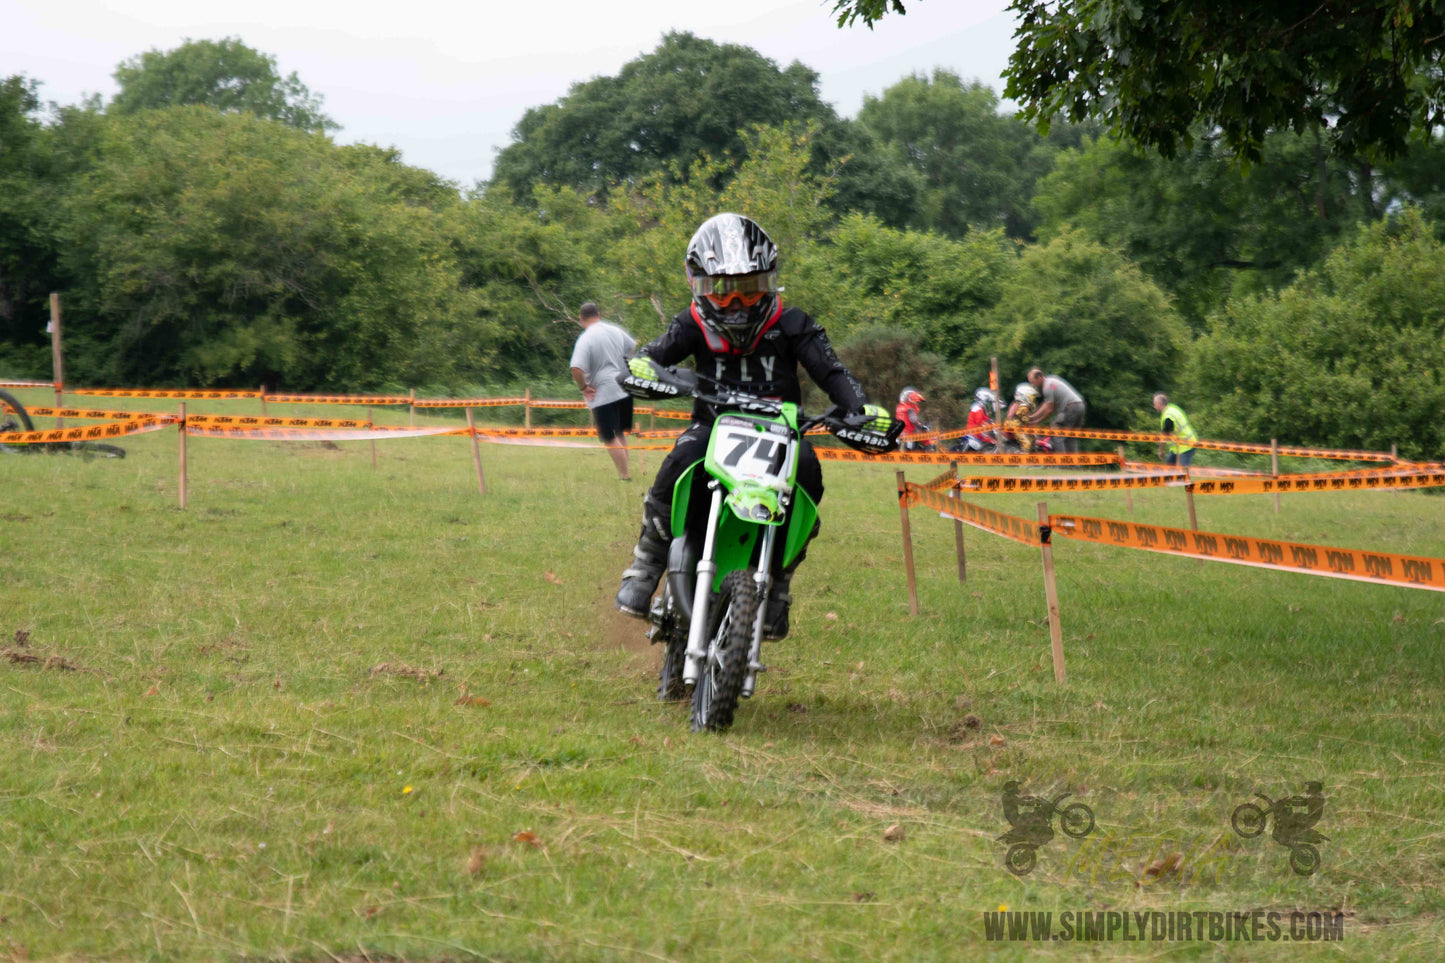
[807,213,1016,371]
[0,75,50,364]
[1189,210,1445,459]
[1003,1,1445,162]
[491,33,833,197]
[857,70,1088,239]
[60,107,469,389]
[835,324,975,429]
[110,37,337,133]
[487,32,906,227]
[987,231,1189,429]
[1031,130,1389,328]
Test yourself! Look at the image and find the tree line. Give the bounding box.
[2,34,1443,457]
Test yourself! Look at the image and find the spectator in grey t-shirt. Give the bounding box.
[1026,367,1087,453]
[570,302,638,479]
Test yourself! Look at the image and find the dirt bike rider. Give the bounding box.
[895,387,931,451]
[615,213,890,640]
[1000,780,1054,847]
[960,387,998,452]
[1005,382,1048,453]
[1272,781,1326,846]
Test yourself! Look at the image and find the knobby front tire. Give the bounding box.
[690,569,756,733]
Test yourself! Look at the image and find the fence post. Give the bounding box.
[49,292,64,427]
[409,388,416,427]
[1037,501,1066,684]
[1185,483,1203,566]
[897,470,920,617]
[524,388,532,429]
[177,402,188,510]
[368,405,377,470]
[260,385,267,417]
[466,407,486,495]
[1271,438,1280,514]
[949,461,966,583]
[1118,444,1132,514]
[1391,443,1399,498]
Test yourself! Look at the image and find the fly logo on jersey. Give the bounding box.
[713,354,779,386]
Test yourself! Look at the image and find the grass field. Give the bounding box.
[3,387,1443,960]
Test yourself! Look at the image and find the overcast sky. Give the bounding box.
[4,0,1018,187]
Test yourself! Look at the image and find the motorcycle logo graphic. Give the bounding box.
[997,781,1095,875]
[1231,781,1327,876]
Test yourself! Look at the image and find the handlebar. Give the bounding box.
[618,365,902,455]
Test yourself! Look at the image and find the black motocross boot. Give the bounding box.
[762,519,819,640]
[615,493,672,618]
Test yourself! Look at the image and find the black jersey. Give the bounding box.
[638,304,868,424]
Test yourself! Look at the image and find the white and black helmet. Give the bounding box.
[685,213,781,354]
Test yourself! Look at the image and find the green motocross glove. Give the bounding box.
[628,356,660,380]
[860,404,891,431]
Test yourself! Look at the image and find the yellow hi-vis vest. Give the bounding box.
[1160,403,1197,454]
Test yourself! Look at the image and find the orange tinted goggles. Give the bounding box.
[705,290,768,308]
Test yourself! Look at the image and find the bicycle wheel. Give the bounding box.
[0,389,34,434]
[68,441,126,459]
[690,569,757,733]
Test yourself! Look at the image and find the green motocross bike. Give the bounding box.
[620,366,901,732]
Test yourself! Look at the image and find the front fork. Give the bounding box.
[680,482,775,695]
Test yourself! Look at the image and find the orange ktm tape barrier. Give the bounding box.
[474,434,673,450]
[815,448,1120,467]
[1037,425,1394,462]
[185,425,468,441]
[527,399,589,410]
[468,426,606,439]
[0,414,178,444]
[1,380,54,388]
[650,408,694,420]
[71,387,262,400]
[630,428,687,440]
[923,467,961,491]
[904,483,1039,546]
[954,470,1188,495]
[1050,513,1445,593]
[187,413,374,429]
[263,393,411,405]
[18,405,171,421]
[412,398,526,408]
[1125,460,1267,477]
[1189,465,1445,495]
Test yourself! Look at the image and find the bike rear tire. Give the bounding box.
[0,390,34,434]
[66,441,126,459]
[690,569,757,733]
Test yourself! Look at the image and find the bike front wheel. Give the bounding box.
[1059,802,1095,839]
[690,569,757,733]
[1231,802,1267,838]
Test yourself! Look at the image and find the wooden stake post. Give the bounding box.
[949,461,966,582]
[524,388,532,429]
[409,388,416,427]
[466,407,486,495]
[1037,502,1066,683]
[1271,438,1281,513]
[1118,445,1133,514]
[897,470,920,617]
[368,406,377,470]
[177,402,188,510]
[49,292,64,426]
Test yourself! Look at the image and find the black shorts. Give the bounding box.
[593,396,634,443]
